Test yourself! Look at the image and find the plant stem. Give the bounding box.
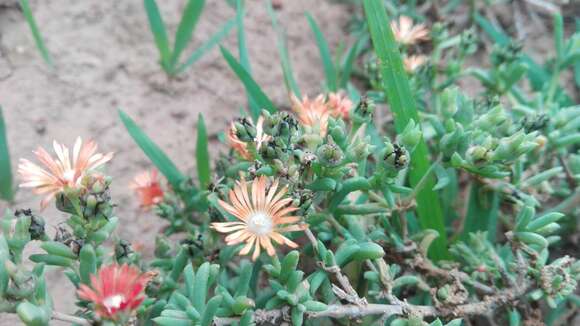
[51,311,91,325]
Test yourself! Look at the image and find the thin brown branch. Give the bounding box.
[214,285,530,324]
[304,227,367,306]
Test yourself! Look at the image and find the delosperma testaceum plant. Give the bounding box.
[1,0,579,325]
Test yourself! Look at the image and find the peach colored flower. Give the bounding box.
[130,169,164,209]
[211,176,307,261]
[403,55,427,72]
[18,137,113,209]
[77,263,153,321]
[291,94,331,136]
[227,117,270,160]
[390,16,430,45]
[327,92,353,120]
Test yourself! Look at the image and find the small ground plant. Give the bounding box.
[1,0,579,325]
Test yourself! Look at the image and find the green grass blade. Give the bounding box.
[267,1,301,97]
[119,109,186,190]
[196,114,210,189]
[220,46,276,119]
[576,19,580,88]
[363,0,449,259]
[177,18,236,74]
[0,107,13,201]
[553,14,564,61]
[236,0,259,116]
[461,182,499,242]
[19,0,52,67]
[305,12,337,92]
[144,0,172,70]
[340,34,366,89]
[171,0,206,68]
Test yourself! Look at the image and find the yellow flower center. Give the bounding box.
[247,212,273,236]
[103,294,125,312]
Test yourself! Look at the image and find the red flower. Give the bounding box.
[77,264,153,320]
[129,169,164,209]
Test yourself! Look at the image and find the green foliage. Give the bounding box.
[305,12,337,92]
[267,0,301,97]
[118,109,187,190]
[19,0,52,67]
[196,114,211,188]
[363,0,449,259]
[144,0,234,75]
[0,107,13,201]
[220,46,277,120]
[3,1,580,326]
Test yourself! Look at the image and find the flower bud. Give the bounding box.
[466,145,490,164]
[316,143,344,167]
[233,118,256,142]
[439,87,459,118]
[399,120,422,150]
[352,96,375,124]
[155,235,172,258]
[474,106,507,131]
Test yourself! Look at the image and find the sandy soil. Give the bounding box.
[0,0,352,323]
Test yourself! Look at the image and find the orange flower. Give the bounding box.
[390,16,430,45]
[18,137,113,209]
[77,263,153,321]
[211,176,307,260]
[130,169,164,209]
[291,94,331,136]
[327,92,353,120]
[227,117,270,160]
[403,55,427,72]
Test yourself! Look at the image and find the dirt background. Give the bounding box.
[0,0,578,325]
[0,0,352,323]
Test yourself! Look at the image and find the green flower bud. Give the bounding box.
[399,120,422,150]
[466,145,490,164]
[316,143,344,167]
[233,118,256,142]
[155,235,172,258]
[232,296,255,314]
[352,96,375,124]
[439,88,459,118]
[474,106,507,131]
[351,136,373,161]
